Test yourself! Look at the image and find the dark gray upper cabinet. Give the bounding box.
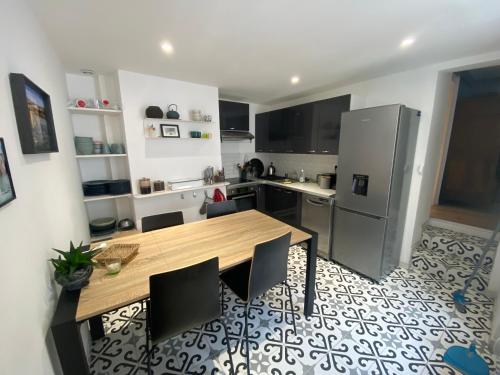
[255,112,270,152]
[219,100,249,131]
[287,103,315,153]
[314,95,351,154]
[255,94,350,154]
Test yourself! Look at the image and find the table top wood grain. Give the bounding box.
[76,210,311,321]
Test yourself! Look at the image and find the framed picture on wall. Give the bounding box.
[0,138,16,208]
[160,124,180,138]
[9,73,59,154]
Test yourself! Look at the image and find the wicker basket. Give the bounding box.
[94,243,140,265]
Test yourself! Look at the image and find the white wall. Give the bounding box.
[117,70,223,226]
[0,0,89,373]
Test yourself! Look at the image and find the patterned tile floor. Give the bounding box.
[90,246,498,374]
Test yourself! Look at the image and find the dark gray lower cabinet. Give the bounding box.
[262,185,300,226]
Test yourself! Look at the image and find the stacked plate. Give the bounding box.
[82,179,132,196]
[89,217,117,237]
[74,136,94,155]
[82,180,110,196]
[108,179,131,195]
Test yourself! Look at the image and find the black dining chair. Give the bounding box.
[219,232,295,374]
[144,258,234,375]
[141,211,184,232]
[206,200,237,219]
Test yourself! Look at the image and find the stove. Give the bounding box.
[226,177,259,212]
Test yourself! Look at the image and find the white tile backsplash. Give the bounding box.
[221,150,337,180]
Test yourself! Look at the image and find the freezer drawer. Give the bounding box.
[301,194,334,259]
[332,206,387,280]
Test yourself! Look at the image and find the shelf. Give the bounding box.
[83,193,132,203]
[145,137,212,141]
[90,232,115,243]
[144,117,215,125]
[68,107,122,115]
[76,154,127,159]
[133,182,229,199]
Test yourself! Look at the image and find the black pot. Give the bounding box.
[54,265,93,291]
[145,106,163,119]
[166,104,180,119]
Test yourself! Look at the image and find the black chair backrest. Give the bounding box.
[248,232,292,301]
[142,211,184,233]
[149,258,220,344]
[206,200,237,219]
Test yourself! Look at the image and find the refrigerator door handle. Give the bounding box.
[336,205,386,220]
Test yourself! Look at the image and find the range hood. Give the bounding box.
[221,129,255,141]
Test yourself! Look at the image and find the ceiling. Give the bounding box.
[28,0,500,104]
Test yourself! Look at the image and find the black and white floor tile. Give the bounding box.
[90,246,499,374]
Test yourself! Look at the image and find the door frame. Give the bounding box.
[431,73,461,205]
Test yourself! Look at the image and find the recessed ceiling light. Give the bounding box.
[400,37,415,48]
[291,76,300,85]
[161,41,174,54]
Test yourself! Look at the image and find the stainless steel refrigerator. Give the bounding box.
[332,104,420,281]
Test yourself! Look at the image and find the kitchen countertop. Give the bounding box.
[262,180,336,198]
[245,178,335,199]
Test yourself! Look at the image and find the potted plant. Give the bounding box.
[49,241,97,291]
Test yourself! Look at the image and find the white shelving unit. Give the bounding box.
[67,107,122,115]
[67,73,133,243]
[83,193,132,203]
[75,154,127,159]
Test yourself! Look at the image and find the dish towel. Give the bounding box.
[213,188,226,202]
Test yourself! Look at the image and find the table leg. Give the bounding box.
[51,290,90,375]
[89,315,105,340]
[303,230,318,317]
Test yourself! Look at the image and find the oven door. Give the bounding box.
[228,191,257,212]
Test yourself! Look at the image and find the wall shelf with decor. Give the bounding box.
[143,118,214,140]
[133,182,229,199]
[66,73,134,242]
[75,154,127,159]
[144,117,216,125]
[67,107,122,115]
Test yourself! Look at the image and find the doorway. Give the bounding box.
[433,66,500,230]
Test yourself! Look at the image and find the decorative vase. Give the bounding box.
[54,265,93,291]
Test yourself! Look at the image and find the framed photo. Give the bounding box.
[0,138,16,208]
[9,73,58,154]
[160,124,180,138]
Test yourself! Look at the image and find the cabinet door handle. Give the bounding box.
[306,198,324,207]
[321,150,329,153]
[308,150,316,153]
[283,190,293,194]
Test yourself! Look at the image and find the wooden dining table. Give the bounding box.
[51,210,318,375]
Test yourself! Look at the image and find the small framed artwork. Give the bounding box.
[9,73,58,154]
[160,124,180,138]
[0,138,16,208]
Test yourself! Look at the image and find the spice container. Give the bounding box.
[153,180,165,192]
[139,178,152,194]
